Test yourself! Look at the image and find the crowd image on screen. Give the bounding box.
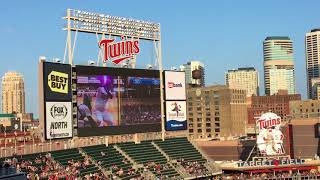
[121,104,161,125]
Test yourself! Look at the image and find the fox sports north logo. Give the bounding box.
[50,104,68,120]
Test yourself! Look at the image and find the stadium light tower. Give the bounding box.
[63,9,161,66]
[63,9,166,140]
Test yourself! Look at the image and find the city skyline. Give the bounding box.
[1,71,25,114]
[263,36,295,95]
[305,29,320,99]
[0,0,319,116]
[225,67,259,97]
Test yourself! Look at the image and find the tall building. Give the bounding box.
[247,92,301,125]
[269,69,295,95]
[1,72,25,114]
[187,85,247,139]
[225,67,259,97]
[263,36,296,95]
[180,61,205,87]
[306,29,320,99]
[311,77,320,100]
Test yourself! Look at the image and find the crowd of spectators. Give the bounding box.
[1,153,105,180]
[66,157,104,180]
[110,162,141,179]
[96,155,143,180]
[177,158,210,177]
[121,104,161,125]
[2,153,60,179]
[143,161,180,180]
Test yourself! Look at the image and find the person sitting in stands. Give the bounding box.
[118,168,124,176]
[112,164,118,171]
[101,151,105,157]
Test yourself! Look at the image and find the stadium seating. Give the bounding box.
[17,153,47,175]
[118,141,181,178]
[154,137,212,177]
[82,144,142,180]
[155,137,206,163]
[0,137,220,179]
[1,152,52,177]
[51,148,102,177]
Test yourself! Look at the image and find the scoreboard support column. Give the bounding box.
[157,26,165,141]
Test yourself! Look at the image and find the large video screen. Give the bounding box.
[76,66,161,136]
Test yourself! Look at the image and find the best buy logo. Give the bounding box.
[48,71,68,94]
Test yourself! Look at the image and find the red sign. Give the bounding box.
[257,118,281,130]
[167,82,183,88]
[256,112,281,130]
[99,36,140,64]
[168,82,174,88]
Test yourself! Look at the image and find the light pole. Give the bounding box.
[4,126,7,157]
[14,131,17,154]
[23,125,26,154]
[32,132,35,153]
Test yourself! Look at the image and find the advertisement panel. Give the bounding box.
[76,66,161,136]
[43,62,72,101]
[164,71,186,100]
[165,101,187,131]
[40,62,73,140]
[256,112,285,156]
[45,102,73,139]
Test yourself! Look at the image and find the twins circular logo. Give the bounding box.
[50,104,68,120]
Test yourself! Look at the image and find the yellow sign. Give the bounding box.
[48,71,68,94]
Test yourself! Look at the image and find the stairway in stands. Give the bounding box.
[154,137,206,163]
[82,144,142,180]
[118,141,181,179]
[154,137,213,177]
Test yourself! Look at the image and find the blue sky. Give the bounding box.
[0,0,319,116]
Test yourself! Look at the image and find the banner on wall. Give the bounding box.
[43,62,72,101]
[165,101,187,131]
[45,102,73,139]
[41,61,73,140]
[164,71,186,100]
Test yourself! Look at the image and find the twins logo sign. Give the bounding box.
[99,36,140,64]
[46,102,72,139]
[256,112,285,156]
[166,101,187,131]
